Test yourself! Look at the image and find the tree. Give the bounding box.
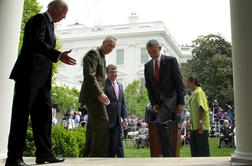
[124,80,149,117]
[51,85,80,112]
[19,0,41,50]
[181,34,233,108]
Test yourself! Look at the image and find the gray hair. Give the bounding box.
[103,36,117,43]
[106,64,117,73]
[47,0,68,10]
[146,39,161,48]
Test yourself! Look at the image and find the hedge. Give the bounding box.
[24,125,86,157]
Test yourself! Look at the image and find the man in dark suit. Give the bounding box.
[144,39,186,157]
[104,64,128,157]
[5,1,76,166]
[79,36,117,157]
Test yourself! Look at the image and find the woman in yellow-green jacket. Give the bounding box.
[187,76,210,157]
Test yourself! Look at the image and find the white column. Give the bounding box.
[230,0,252,164]
[0,0,24,159]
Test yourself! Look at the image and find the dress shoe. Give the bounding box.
[5,158,30,166]
[35,156,64,164]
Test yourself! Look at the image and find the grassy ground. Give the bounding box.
[124,137,235,157]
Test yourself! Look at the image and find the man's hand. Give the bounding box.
[97,93,110,105]
[176,104,184,116]
[152,104,160,113]
[198,123,204,134]
[59,49,76,65]
[122,118,128,128]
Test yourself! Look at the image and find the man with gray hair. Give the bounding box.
[79,36,117,157]
[144,39,186,157]
[5,0,75,165]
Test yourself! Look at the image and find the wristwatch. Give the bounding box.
[199,120,203,124]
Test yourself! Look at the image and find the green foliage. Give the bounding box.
[125,80,149,117]
[19,0,41,50]
[73,127,86,157]
[52,125,85,157]
[51,85,80,111]
[23,125,35,156]
[181,34,233,107]
[24,125,86,157]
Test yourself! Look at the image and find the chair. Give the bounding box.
[218,122,235,148]
[124,131,139,148]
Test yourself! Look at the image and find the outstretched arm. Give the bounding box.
[59,49,76,65]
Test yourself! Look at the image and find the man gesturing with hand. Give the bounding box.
[6,1,76,165]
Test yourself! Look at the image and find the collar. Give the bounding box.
[153,54,161,67]
[46,11,53,23]
[153,53,161,63]
[157,53,161,62]
[109,79,117,86]
[97,47,104,57]
[192,86,201,94]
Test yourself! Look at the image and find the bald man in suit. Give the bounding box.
[6,1,76,166]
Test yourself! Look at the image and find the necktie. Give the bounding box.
[154,60,159,82]
[112,82,119,99]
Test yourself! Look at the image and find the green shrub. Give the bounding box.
[52,125,86,157]
[72,126,86,157]
[23,126,35,156]
[24,125,86,157]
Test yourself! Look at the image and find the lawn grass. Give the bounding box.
[124,137,235,157]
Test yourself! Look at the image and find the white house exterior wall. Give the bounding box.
[55,21,192,89]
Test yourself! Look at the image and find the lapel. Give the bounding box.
[148,59,160,87]
[43,13,56,44]
[159,55,166,82]
[108,79,118,100]
[148,60,156,85]
[117,81,122,100]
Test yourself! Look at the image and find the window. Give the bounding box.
[141,48,149,64]
[116,49,124,65]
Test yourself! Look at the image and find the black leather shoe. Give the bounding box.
[35,156,64,164]
[5,159,30,166]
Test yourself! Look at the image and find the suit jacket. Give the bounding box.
[144,55,186,122]
[10,13,60,90]
[104,78,128,128]
[79,48,106,103]
[79,48,109,121]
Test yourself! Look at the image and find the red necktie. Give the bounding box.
[154,60,159,82]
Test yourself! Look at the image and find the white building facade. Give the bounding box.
[55,15,192,89]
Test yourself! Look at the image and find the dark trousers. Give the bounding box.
[7,82,53,160]
[108,126,124,157]
[190,130,210,157]
[156,123,175,157]
[116,126,124,157]
[83,122,91,157]
[86,103,109,157]
[108,127,118,157]
[155,103,176,157]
